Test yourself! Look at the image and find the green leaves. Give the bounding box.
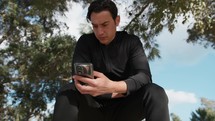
[171,113,182,121]
[0,0,70,45]
[123,0,215,60]
[0,0,77,119]
[0,34,76,120]
[191,98,215,121]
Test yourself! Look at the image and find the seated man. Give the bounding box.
[53,0,170,121]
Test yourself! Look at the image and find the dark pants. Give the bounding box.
[53,83,170,121]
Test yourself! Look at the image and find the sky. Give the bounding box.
[56,2,215,121]
[151,24,215,121]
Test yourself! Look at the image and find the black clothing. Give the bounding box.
[53,83,169,121]
[72,31,152,96]
[53,31,170,121]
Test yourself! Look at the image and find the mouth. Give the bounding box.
[98,37,109,45]
[98,36,107,41]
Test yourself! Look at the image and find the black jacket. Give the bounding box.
[72,31,152,96]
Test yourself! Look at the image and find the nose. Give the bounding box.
[97,27,104,36]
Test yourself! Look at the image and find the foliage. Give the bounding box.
[0,0,78,119]
[170,113,182,121]
[121,0,215,60]
[187,0,215,48]
[0,35,76,120]
[191,98,215,121]
[0,0,70,44]
[78,0,215,59]
[201,98,215,110]
[191,108,215,121]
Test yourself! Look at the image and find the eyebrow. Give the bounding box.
[92,21,109,26]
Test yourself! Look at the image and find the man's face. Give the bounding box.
[90,11,120,45]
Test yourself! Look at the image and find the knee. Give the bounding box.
[55,83,79,104]
[141,83,169,103]
[56,83,77,99]
[59,83,76,92]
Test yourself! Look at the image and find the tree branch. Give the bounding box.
[123,3,150,31]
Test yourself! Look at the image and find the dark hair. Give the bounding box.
[87,0,118,21]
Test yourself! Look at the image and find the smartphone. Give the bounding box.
[74,63,94,79]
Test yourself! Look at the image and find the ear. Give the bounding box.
[115,15,120,26]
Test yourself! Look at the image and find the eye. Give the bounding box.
[102,23,108,27]
[92,25,98,28]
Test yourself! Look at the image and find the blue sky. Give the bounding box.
[57,2,215,121]
[150,24,215,121]
[149,21,215,121]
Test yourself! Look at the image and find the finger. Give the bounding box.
[73,75,92,85]
[74,80,85,92]
[76,83,94,95]
[74,80,81,88]
[93,71,100,75]
[73,75,83,80]
[93,71,103,78]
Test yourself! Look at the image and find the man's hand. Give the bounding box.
[73,71,127,98]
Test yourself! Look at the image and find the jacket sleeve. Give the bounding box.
[72,34,92,76]
[124,35,152,96]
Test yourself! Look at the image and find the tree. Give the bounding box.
[78,0,215,59]
[0,0,214,120]
[1,35,76,120]
[187,0,215,48]
[170,113,182,121]
[191,98,215,121]
[0,0,79,119]
[120,0,215,59]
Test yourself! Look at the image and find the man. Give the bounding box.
[53,0,170,121]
